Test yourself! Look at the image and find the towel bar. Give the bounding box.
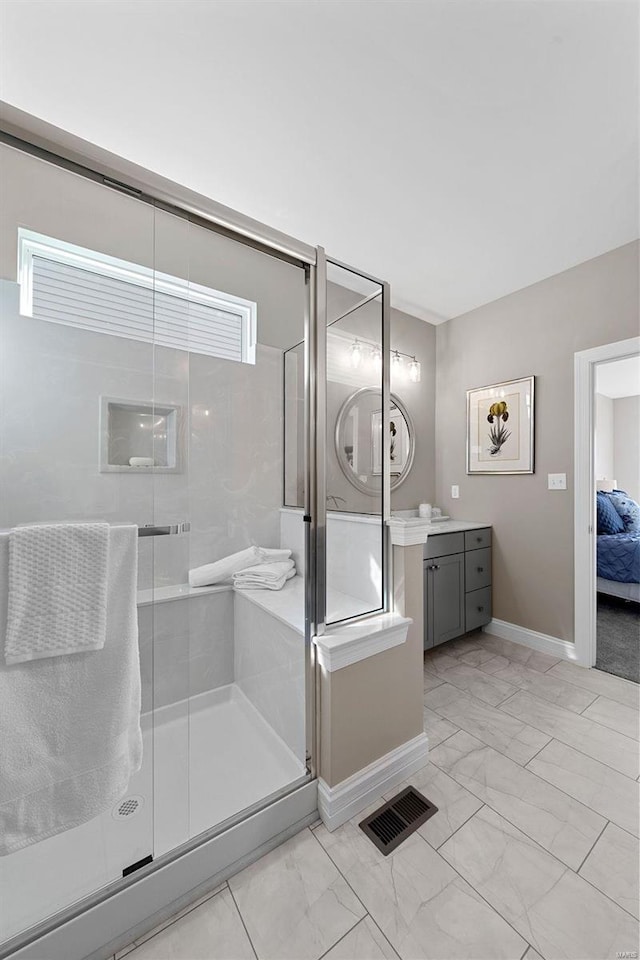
[138,522,191,537]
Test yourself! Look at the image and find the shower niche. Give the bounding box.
[99,396,183,472]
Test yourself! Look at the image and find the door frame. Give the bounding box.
[573,336,640,666]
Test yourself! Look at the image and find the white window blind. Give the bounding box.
[18,230,257,364]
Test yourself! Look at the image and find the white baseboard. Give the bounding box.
[318,732,429,832]
[483,618,579,663]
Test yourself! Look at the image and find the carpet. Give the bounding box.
[596,593,640,684]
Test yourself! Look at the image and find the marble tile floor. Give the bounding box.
[112,631,639,960]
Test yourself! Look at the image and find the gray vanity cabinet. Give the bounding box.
[423,528,492,650]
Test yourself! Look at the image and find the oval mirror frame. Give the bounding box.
[334,388,415,496]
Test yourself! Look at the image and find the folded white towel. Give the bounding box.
[0,525,142,855]
[233,560,296,591]
[188,547,292,587]
[233,559,295,583]
[234,568,296,591]
[5,522,110,665]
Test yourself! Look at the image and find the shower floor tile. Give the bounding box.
[2,684,304,947]
[185,684,305,841]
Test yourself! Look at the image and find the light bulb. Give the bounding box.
[350,339,363,369]
[409,357,421,383]
[371,344,382,372]
[392,350,403,369]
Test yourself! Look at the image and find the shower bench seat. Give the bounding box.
[137,575,364,635]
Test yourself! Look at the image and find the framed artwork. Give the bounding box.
[371,402,409,476]
[467,376,535,474]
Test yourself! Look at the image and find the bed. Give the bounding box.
[596,485,640,602]
[597,532,640,602]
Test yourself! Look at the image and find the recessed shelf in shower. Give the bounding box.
[99,396,183,473]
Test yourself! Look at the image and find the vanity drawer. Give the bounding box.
[465,587,492,631]
[465,547,491,592]
[424,532,465,559]
[465,528,492,551]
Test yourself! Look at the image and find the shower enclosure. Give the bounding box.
[0,115,390,960]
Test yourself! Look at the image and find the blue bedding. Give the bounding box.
[597,533,640,584]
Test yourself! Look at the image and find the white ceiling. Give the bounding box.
[0,0,638,322]
[596,355,640,399]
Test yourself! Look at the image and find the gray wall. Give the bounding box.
[390,305,436,512]
[613,395,640,502]
[435,241,639,642]
[595,393,615,483]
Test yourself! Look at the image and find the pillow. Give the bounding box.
[608,491,640,535]
[596,492,625,535]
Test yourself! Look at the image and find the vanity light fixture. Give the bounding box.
[342,335,421,380]
[350,339,363,369]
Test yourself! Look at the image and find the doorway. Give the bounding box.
[574,337,640,680]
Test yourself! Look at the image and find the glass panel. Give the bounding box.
[325,262,385,624]
[0,142,156,943]
[147,207,192,854]
[150,210,309,853]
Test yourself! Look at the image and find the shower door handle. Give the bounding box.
[137,522,191,537]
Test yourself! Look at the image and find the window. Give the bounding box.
[18,230,257,364]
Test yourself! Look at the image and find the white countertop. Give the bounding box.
[387,517,490,546]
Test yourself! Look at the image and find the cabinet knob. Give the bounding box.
[477,605,484,612]
[477,566,484,573]
[476,536,482,542]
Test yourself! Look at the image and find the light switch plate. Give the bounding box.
[548,473,567,490]
[451,485,460,499]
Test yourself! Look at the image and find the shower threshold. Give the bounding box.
[1,684,306,947]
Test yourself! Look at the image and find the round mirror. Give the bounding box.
[335,388,415,495]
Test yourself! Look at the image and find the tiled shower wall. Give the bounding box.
[137,591,235,712]
[0,280,285,589]
[0,279,286,710]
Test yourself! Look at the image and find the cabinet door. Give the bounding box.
[426,553,465,647]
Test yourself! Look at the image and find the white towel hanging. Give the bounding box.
[5,522,110,664]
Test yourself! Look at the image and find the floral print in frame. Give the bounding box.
[467,376,535,474]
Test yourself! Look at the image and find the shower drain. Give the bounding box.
[112,795,144,821]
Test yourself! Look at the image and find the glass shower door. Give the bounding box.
[149,209,309,853]
[0,134,312,958]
